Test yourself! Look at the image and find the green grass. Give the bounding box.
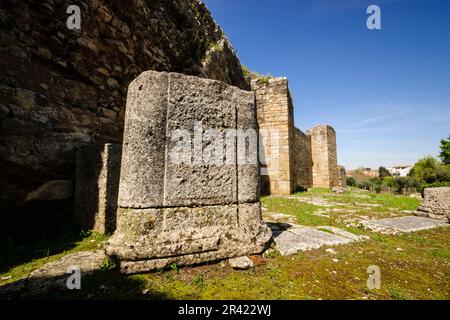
[262,188,420,228]
[1,189,448,300]
[0,232,108,286]
[55,227,449,300]
[261,196,330,226]
[296,187,420,209]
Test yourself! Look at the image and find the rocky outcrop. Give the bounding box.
[0,0,248,212]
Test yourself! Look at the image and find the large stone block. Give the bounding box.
[417,187,450,222]
[307,125,338,188]
[74,143,121,233]
[106,71,271,272]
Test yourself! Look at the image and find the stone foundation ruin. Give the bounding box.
[416,187,450,222]
[104,71,271,273]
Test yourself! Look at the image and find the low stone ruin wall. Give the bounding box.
[105,71,271,273]
[417,187,450,222]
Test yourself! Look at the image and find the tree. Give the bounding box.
[382,176,395,188]
[346,177,356,187]
[439,134,450,165]
[409,156,438,183]
[378,166,391,179]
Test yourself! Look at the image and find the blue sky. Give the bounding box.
[203,0,450,169]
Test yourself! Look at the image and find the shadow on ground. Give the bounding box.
[0,269,172,300]
[0,200,84,273]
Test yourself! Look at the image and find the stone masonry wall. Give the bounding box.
[252,78,295,195]
[307,125,339,188]
[293,128,313,189]
[0,0,248,213]
[253,77,342,194]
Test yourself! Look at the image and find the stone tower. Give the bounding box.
[307,125,339,188]
[252,77,296,195]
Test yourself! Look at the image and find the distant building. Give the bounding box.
[388,165,413,177]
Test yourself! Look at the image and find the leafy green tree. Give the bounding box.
[409,156,440,183]
[439,134,450,165]
[378,166,392,179]
[382,176,395,188]
[346,177,356,187]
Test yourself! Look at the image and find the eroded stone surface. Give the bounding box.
[362,216,448,235]
[106,71,271,273]
[417,187,450,222]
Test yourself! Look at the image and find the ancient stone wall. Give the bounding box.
[252,78,295,195]
[293,128,313,189]
[105,71,271,273]
[252,77,342,194]
[0,0,247,214]
[307,125,339,188]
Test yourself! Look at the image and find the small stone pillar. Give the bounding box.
[417,187,450,222]
[105,71,272,273]
[74,143,122,233]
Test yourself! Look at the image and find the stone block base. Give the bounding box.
[415,209,449,223]
[105,202,272,273]
[416,187,450,223]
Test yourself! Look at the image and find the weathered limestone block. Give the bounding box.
[74,143,121,233]
[105,71,271,273]
[417,187,450,222]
